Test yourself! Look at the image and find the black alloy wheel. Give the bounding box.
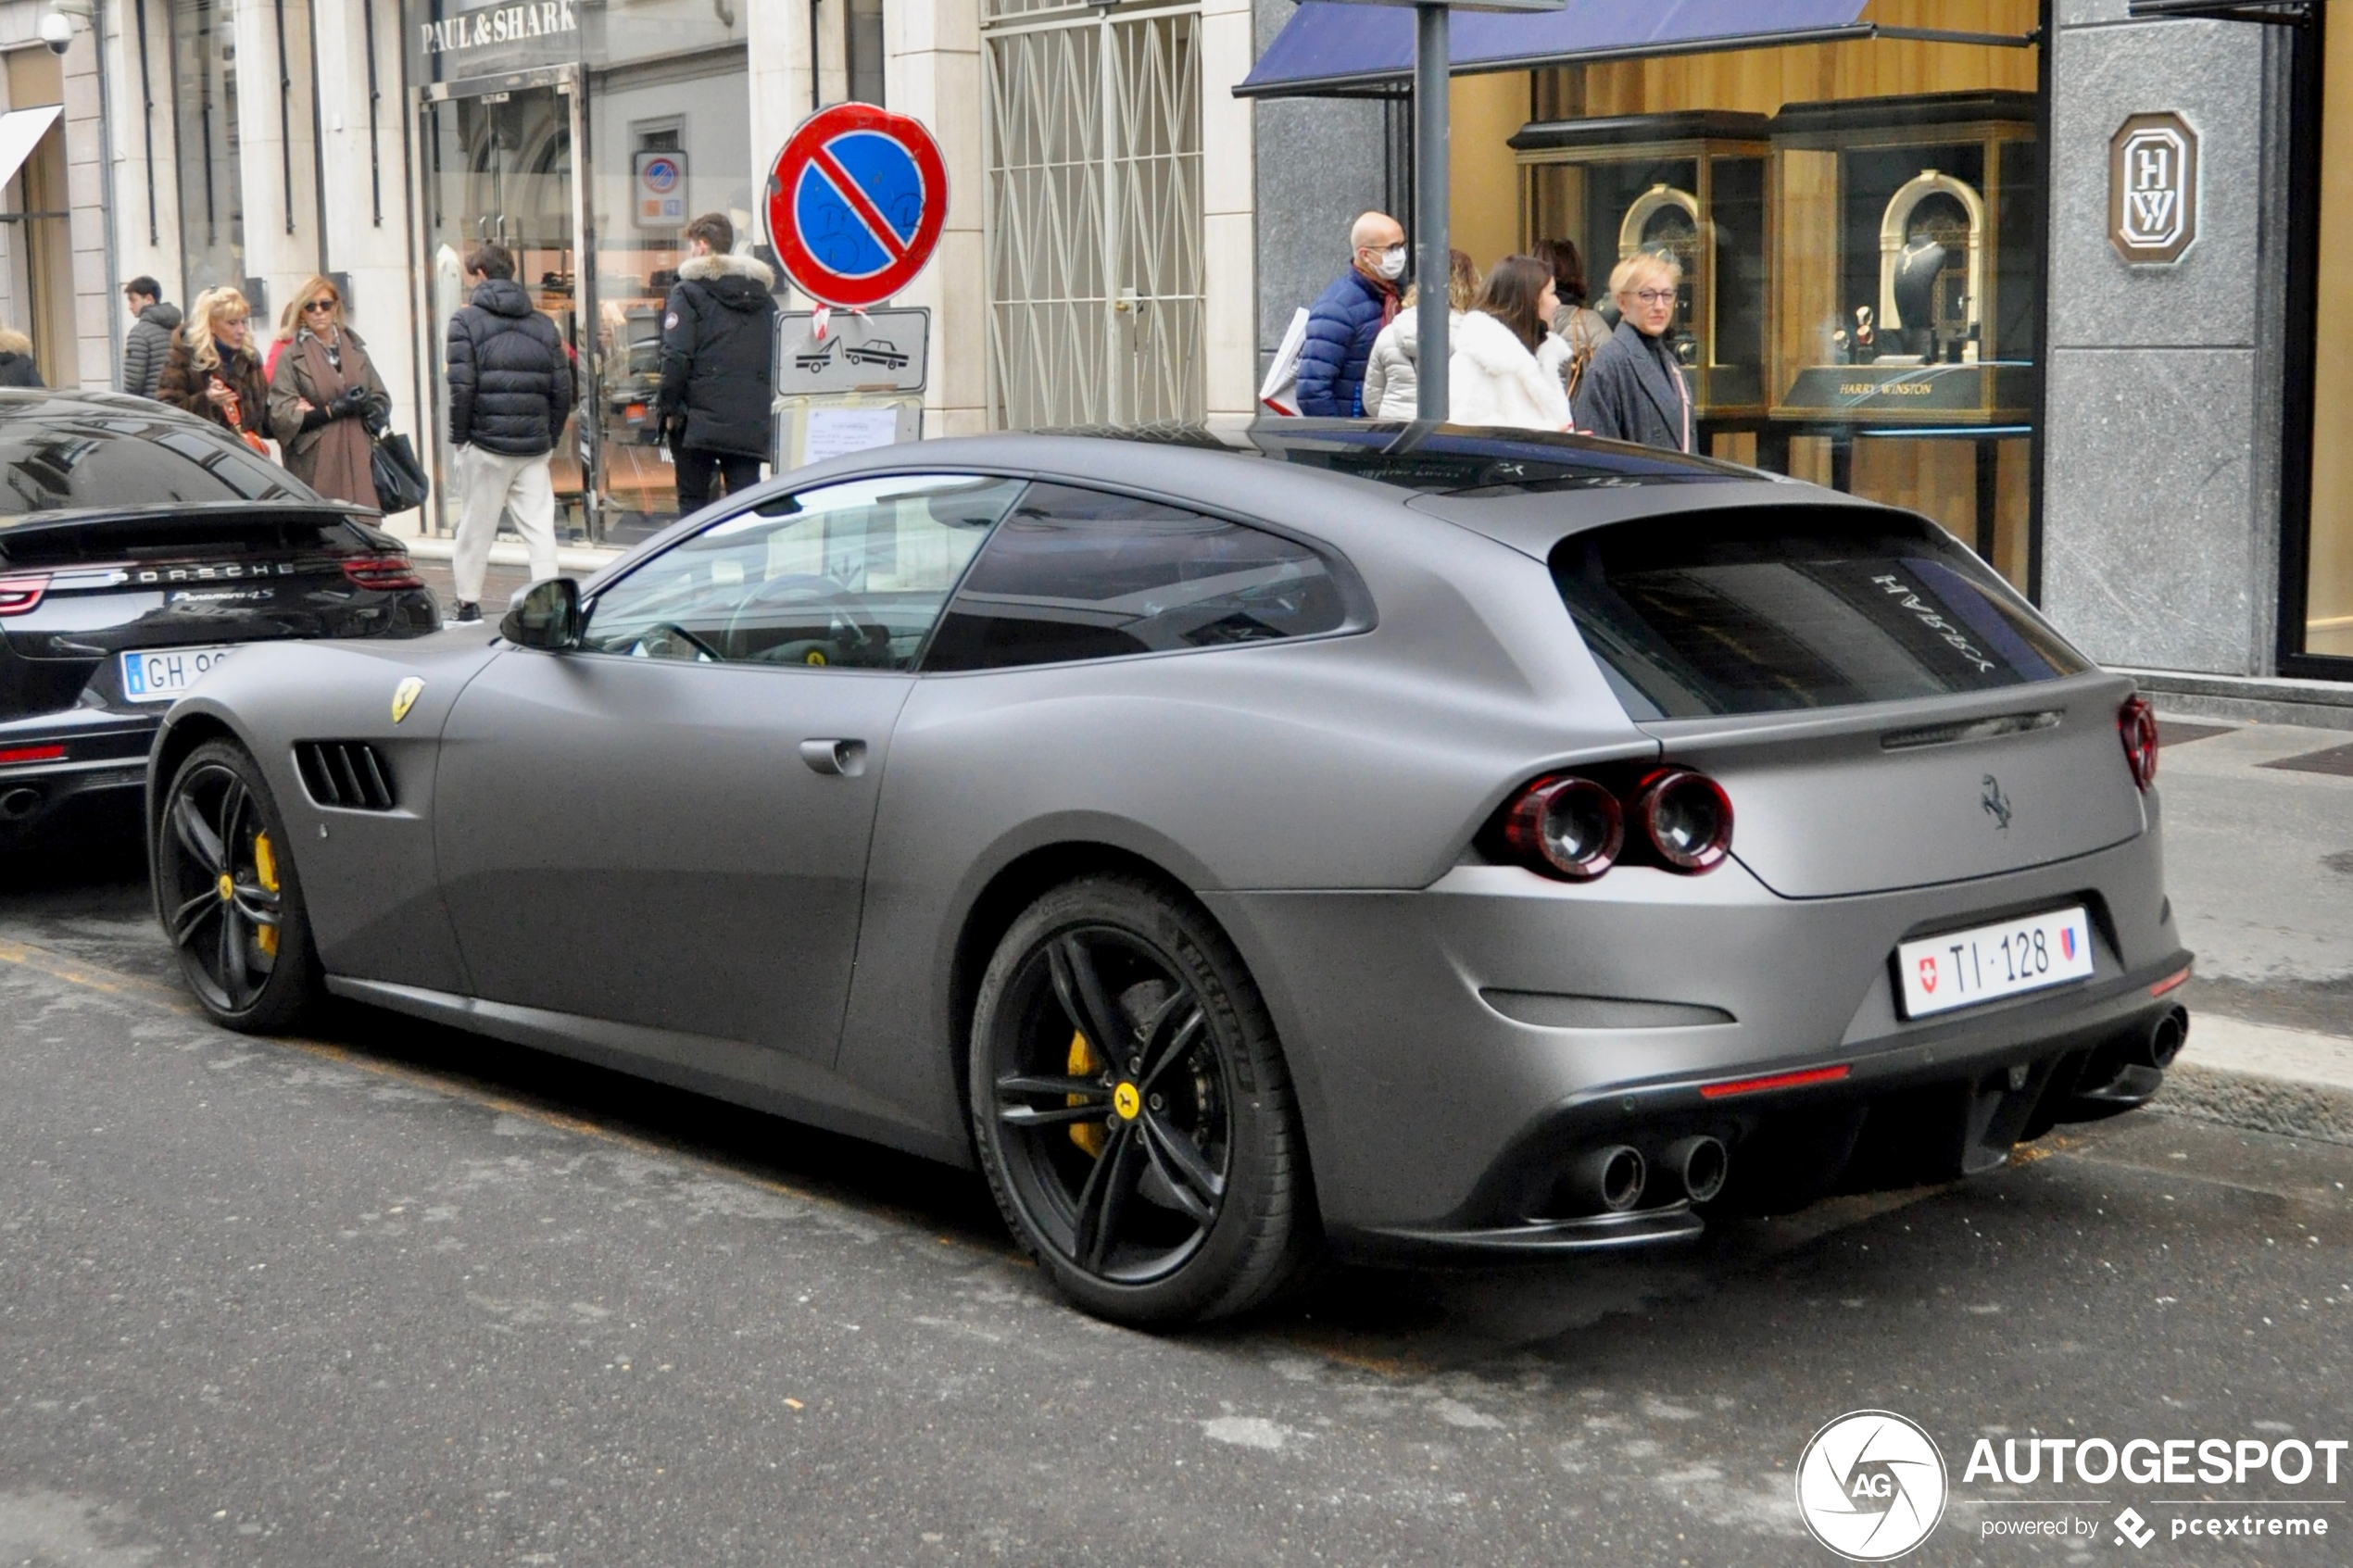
[156,739,321,1034]
[970,874,1315,1325]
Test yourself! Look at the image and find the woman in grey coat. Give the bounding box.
[1571,251,1695,454]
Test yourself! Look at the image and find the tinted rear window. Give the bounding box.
[1551,509,2090,718]
[0,411,311,520]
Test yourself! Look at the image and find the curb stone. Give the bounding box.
[2147,1063,2353,1148]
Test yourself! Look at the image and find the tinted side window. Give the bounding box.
[922,483,1349,671]
[580,474,1023,669]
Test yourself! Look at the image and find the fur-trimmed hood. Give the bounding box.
[679,251,777,289]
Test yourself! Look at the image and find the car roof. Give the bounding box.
[775,421,1894,562]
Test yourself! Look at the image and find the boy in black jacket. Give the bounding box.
[659,212,777,514]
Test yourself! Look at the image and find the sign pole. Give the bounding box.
[1413,2,1449,423]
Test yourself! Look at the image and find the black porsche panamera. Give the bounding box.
[0,392,438,846]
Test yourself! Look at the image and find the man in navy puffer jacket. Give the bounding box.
[1295,211,1405,417]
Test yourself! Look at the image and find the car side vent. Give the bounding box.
[295,741,396,811]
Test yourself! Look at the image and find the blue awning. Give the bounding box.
[1237,1,1881,99]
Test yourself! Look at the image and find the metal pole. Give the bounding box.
[1413,2,1449,422]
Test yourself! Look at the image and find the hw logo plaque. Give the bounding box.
[2108,112,2198,264]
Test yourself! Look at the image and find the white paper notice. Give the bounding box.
[804,406,901,463]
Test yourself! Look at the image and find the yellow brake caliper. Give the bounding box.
[252,831,281,957]
[1067,1030,1105,1157]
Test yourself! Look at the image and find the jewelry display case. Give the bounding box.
[1515,111,1769,420]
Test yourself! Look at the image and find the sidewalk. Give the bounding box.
[2146,715,2353,1145]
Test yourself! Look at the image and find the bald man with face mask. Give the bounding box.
[1295,210,1406,418]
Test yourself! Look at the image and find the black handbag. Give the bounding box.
[370,430,430,516]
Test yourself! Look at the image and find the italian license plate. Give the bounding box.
[120,645,238,703]
[1896,906,2095,1019]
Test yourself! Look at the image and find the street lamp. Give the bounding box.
[1333,0,1564,422]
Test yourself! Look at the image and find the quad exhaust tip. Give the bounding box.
[2142,1007,2188,1070]
[1572,1145,1648,1213]
[1666,1135,1730,1204]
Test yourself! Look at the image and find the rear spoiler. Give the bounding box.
[0,501,397,565]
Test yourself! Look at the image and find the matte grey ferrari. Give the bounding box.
[146,423,2192,1325]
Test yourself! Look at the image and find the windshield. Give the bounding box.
[0,410,313,520]
[1551,508,2091,718]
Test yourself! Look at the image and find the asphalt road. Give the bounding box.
[3,826,2349,1566]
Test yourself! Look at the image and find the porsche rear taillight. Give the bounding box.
[2119,694,2159,792]
[1491,766,1733,881]
[343,553,424,591]
[0,572,49,615]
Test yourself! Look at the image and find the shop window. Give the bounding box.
[2,49,71,390]
[1516,13,2043,593]
[2302,7,2353,663]
[848,0,886,107]
[169,0,244,302]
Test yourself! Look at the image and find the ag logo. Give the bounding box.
[1794,1410,1947,1561]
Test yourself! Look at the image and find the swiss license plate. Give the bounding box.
[1896,906,2095,1019]
[120,645,238,703]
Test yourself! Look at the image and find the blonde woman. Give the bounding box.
[157,287,271,445]
[1570,251,1694,452]
[0,326,40,388]
[268,275,391,507]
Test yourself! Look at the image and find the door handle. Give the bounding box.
[799,738,868,777]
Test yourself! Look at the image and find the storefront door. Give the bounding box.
[418,75,594,540]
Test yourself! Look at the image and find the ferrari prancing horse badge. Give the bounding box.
[391,676,423,724]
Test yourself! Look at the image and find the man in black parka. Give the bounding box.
[659,212,777,514]
[446,243,573,621]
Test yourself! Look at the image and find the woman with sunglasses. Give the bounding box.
[266,275,391,507]
[1569,251,1696,453]
[157,288,272,449]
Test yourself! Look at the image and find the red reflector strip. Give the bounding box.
[0,744,67,765]
[1698,1063,1852,1101]
[2149,967,2191,998]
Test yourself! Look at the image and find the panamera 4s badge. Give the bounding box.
[1981,773,2012,832]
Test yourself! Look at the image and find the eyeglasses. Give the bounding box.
[303,298,337,313]
[1630,288,1677,306]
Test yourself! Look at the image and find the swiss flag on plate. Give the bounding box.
[1918,956,1939,994]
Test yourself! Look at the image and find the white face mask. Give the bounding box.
[1369,244,1408,282]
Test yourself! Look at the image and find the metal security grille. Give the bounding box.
[983,4,1202,430]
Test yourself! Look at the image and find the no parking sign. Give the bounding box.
[765,104,948,309]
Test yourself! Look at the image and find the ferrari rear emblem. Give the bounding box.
[1980,773,2012,832]
[391,675,423,724]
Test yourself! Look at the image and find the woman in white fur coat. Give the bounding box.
[1447,255,1572,432]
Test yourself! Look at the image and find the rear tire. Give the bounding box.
[155,739,322,1034]
[969,874,1316,1326]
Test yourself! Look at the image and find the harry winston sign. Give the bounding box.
[2109,112,2198,264]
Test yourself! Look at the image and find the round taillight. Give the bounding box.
[1634,769,1733,872]
[2118,694,2158,792]
[1502,774,1623,881]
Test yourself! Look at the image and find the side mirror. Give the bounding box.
[499,577,581,650]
